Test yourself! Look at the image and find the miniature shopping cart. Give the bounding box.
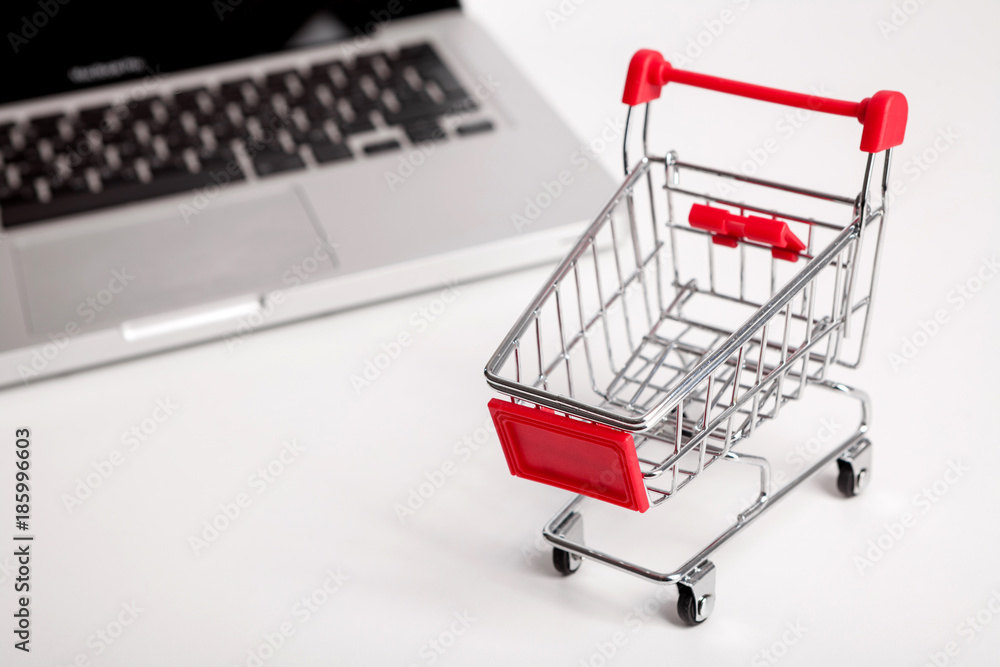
[484,50,907,624]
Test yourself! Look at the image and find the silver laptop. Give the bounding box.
[0,0,615,388]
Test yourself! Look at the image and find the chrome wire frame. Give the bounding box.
[484,99,893,587]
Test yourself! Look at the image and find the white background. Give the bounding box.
[3,0,1000,665]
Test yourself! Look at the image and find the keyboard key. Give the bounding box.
[77,105,110,128]
[49,173,91,198]
[310,141,352,164]
[456,120,494,137]
[120,98,158,121]
[252,150,306,177]
[395,44,469,101]
[111,139,141,161]
[173,87,208,110]
[354,52,391,81]
[148,159,195,181]
[362,140,401,156]
[339,117,375,135]
[28,113,64,137]
[264,70,298,93]
[162,130,198,151]
[219,78,254,102]
[396,43,436,62]
[200,158,245,181]
[210,117,240,143]
[307,62,337,86]
[295,102,337,125]
[291,127,331,146]
[99,164,142,191]
[197,144,236,165]
[404,120,446,144]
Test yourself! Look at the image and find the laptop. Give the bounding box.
[0,0,615,388]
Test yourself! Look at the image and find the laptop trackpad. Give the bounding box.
[13,189,337,337]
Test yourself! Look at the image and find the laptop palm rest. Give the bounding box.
[12,189,337,339]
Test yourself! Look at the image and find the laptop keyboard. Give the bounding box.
[0,43,494,228]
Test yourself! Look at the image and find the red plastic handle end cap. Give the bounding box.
[622,49,671,106]
[859,90,908,153]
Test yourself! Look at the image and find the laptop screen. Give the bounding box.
[0,0,459,105]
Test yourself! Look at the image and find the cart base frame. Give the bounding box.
[541,379,871,624]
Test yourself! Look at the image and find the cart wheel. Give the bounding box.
[836,439,872,497]
[677,586,706,625]
[552,548,582,576]
[676,560,716,625]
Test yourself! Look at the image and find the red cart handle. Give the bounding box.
[622,49,907,154]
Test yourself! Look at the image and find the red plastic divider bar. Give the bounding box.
[689,203,806,262]
[488,399,650,513]
[622,49,907,153]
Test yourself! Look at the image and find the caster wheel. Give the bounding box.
[837,439,871,497]
[677,586,708,626]
[552,548,582,576]
[677,560,716,625]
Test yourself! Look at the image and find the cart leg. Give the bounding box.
[836,438,872,497]
[551,510,585,576]
[677,559,716,625]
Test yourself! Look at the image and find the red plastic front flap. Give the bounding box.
[488,399,649,513]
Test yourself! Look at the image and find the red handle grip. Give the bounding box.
[622,49,907,153]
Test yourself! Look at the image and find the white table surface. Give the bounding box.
[3,1,1000,665]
